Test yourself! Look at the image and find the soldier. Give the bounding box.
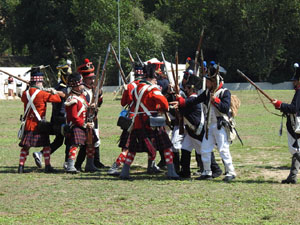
[108,62,146,175]
[32,63,70,169]
[171,75,222,178]
[272,63,300,184]
[108,63,160,175]
[75,59,104,172]
[119,65,179,180]
[174,66,236,181]
[64,72,96,173]
[18,68,62,173]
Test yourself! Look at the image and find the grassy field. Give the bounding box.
[0,90,300,224]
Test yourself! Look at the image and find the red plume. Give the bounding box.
[84,58,90,63]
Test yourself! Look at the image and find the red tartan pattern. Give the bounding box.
[19,131,50,147]
[128,128,172,153]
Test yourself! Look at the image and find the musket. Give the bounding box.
[170,62,178,94]
[95,44,111,105]
[161,52,169,80]
[92,56,102,103]
[66,39,77,71]
[194,27,205,73]
[175,51,179,86]
[237,69,274,102]
[160,52,174,129]
[205,65,220,139]
[0,69,29,84]
[85,56,101,152]
[136,52,145,66]
[111,44,128,85]
[126,47,135,64]
[200,50,206,89]
[170,59,184,135]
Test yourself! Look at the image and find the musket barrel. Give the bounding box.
[111,44,128,85]
[237,69,274,102]
[0,69,29,84]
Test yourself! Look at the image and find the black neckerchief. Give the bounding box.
[71,89,81,95]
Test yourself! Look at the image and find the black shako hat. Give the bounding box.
[68,72,83,87]
[186,74,202,90]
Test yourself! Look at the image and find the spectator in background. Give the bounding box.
[7,76,15,99]
[16,75,23,98]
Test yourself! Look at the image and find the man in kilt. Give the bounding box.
[18,68,62,173]
[272,63,300,184]
[119,64,179,179]
[108,62,161,175]
[74,59,105,172]
[65,72,97,173]
[32,63,70,169]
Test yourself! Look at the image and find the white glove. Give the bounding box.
[294,63,299,68]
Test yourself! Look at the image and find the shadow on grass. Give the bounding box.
[0,166,70,174]
[254,165,290,170]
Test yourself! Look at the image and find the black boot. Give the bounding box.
[179,149,191,178]
[94,146,108,168]
[75,146,86,171]
[211,152,223,178]
[194,153,203,176]
[18,165,24,173]
[173,152,180,174]
[282,154,300,184]
[157,149,166,169]
[45,165,57,173]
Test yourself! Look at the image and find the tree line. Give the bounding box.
[1,0,300,84]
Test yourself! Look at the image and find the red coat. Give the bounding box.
[121,80,140,107]
[21,88,61,131]
[131,81,169,130]
[65,93,89,128]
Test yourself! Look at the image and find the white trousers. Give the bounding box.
[287,131,300,155]
[201,123,236,176]
[171,125,184,153]
[94,128,101,148]
[181,129,201,154]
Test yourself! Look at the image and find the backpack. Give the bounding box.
[230,94,241,117]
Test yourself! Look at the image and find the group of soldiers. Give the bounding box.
[16,54,300,184]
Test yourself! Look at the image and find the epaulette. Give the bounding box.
[65,96,78,106]
[59,83,67,88]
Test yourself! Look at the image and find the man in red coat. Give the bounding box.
[18,68,62,173]
[64,72,95,173]
[119,65,179,179]
[74,58,104,172]
[108,62,154,175]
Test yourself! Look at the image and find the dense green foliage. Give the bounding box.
[1,0,300,84]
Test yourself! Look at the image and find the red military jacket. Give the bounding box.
[121,79,140,107]
[21,87,61,131]
[65,92,89,128]
[131,80,169,130]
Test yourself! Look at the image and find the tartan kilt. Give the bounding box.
[128,128,172,153]
[66,127,98,146]
[19,131,50,147]
[118,129,130,148]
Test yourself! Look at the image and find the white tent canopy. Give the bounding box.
[0,67,31,99]
[129,58,186,84]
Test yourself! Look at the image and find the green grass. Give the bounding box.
[0,90,300,224]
